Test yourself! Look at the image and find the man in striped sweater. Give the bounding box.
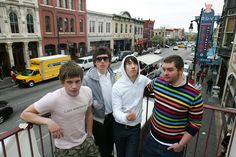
[143,55,203,157]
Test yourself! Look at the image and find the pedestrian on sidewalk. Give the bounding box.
[10,66,17,85]
[206,78,213,94]
[188,76,195,85]
[200,72,205,84]
[21,61,100,157]
[196,71,201,83]
[143,55,203,157]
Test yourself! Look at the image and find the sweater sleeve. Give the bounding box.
[112,86,128,123]
[186,93,203,136]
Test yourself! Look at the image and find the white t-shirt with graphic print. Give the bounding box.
[34,86,93,149]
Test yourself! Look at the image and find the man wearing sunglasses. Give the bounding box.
[83,46,116,157]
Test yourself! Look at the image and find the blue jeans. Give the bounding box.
[113,122,140,157]
[143,134,184,157]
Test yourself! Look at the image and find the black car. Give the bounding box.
[0,101,13,124]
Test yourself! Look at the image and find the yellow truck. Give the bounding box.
[16,55,71,87]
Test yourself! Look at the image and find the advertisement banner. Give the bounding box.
[197,4,215,64]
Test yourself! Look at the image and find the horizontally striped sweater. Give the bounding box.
[145,77,203,146]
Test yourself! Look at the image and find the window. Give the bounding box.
[70,18,74,32]
[44,0,49,5]
[57,0,62,7]
[58,17,63,32]
[115,23,118,33]
[79,0,83,11]
[45,16,51,32]
[89,20,95,33]
[79,19,84,32]
[120,24,123,33]
[9,12,19,33]
[26,14,34,33]
[64,18,68,32]
[68,0,74,9]
[98,22,103,33]
[106,22,110,33]
[64,0,68,8]
[223,16,236,48]
[125,24,127,33]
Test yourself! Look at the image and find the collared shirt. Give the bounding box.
[97,70,112,115]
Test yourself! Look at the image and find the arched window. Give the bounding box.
[64,0,68,8]
[64,18,68,32]
[79,19,84,33]
[45,16,51,32]
[58,17,63,32]
[26,14,34,33]
[70,18,74,32]
[9,12,19,33]
[79,0,83,11]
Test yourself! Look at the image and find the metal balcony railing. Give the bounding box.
[0,103,236,157]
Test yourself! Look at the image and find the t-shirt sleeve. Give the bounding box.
[34,92,56,113]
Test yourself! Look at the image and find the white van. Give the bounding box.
[76,56,93,70]
[183,64,190,77]
[137,54,163,79]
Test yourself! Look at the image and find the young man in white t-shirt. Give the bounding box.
[20,61,100,157]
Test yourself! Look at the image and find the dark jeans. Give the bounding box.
[113,122,141,157]
[93,113,114,157]
[143,134,184,157]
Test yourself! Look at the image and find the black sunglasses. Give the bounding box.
[96,56,109,62]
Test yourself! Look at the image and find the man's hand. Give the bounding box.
[126,111,136,121]
[167,143,185,152]
[46,119,64,139]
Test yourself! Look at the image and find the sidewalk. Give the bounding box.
[194,64,221,106]
[0,77,15,90]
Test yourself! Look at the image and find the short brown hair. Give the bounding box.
[59,61,83,83]
[163,55,184,70]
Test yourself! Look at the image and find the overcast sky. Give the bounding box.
[87,0,224,32]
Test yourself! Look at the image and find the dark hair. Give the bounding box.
[59,61,83,83]
[92,46,112,65]
[124,55,138,69]
[163,55,184,70]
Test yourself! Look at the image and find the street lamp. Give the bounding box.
[189,8,203,75]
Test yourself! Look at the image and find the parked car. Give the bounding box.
[164,44,170,48]
[0,100,13,124]
[173,46,179,50]
[111,55,118,63]
[154,49,162,54]
[118,51,133,61]
[132,52,139,57]
[177,44,187,48]
[76,56,93,71]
